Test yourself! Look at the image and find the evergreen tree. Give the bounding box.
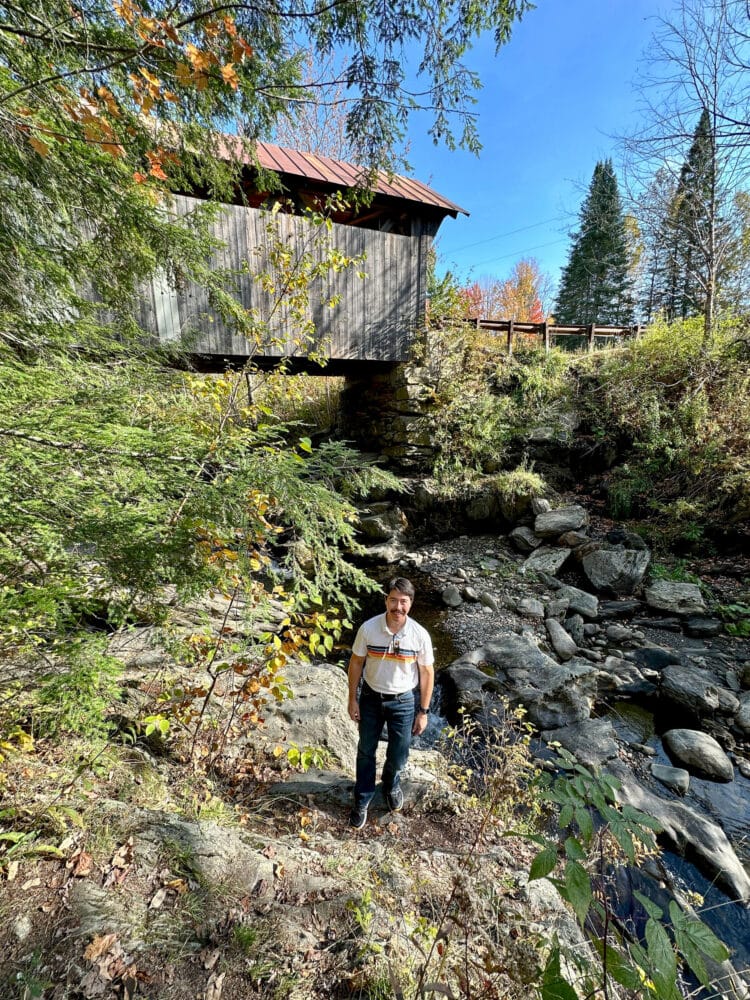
[664,109,716,321]
[555,160,634,325]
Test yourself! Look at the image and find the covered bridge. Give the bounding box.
[138,141,466,373]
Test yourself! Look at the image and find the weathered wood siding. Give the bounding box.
[135,194,425,362]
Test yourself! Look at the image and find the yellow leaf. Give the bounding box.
[272,745,284,758]
[175,62,192,86]
[221,63,239,90]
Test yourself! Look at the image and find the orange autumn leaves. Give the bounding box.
[25,0,255,186]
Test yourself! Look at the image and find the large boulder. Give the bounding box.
[444,634,598,730]
[252,660,358,771]
[644,580,706,616]
[581,545,651,596]
[660,664,740,719]
[662,729,735,782]
[610,761,750,904]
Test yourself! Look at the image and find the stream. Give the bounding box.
[355,561,750,987]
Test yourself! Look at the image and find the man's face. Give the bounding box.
[385,589,412,626]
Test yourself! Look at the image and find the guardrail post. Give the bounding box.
[507,319,514,356]
[587,324,595,352]
[543,320,550,353]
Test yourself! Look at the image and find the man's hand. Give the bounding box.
[412,711,428,736]
[348,698,360,724]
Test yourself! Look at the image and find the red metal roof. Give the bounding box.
[247,139,467,217]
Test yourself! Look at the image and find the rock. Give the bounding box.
[644,580,706,616]
[625,645,681,672]
[521,546,571,576]
[596,657,657,697]
[651,763,690,794]
[684,615,723,638]
[663,729,734,782]
[611,762,750,903]
[357,502,407,542]
[741,664,750,689]
[13,915,32,942]
[509,525,542,553]
[531,497,552,514]
[556,584,599,619]
[605,624,633,644]
[605,527,649,551]
[541,717,619,769]
[557,530,590,548]
[442,585,463,608]
[545,598,570,620]
[444,635,598,729]
[734,694,750,735]
[597,599,642,620]
[564,614,585,646]
[581,546,651,596]
[478,591,500,612]
[661,664,740,718]
[545,618,578,661]
[517,597,545,618]
[255,661,358,771]
[534,505,588,537]
[462,586,479,602]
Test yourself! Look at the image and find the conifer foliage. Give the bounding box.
[555,160,635,325]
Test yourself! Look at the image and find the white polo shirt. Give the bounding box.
[352,613,434,695]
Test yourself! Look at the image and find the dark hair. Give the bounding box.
[387,576,415,600]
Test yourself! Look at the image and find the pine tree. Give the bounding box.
[555,160,634,324]
[664,109,716,321]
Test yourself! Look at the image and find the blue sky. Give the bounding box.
[405,0,665,294]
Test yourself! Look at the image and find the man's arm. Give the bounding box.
[347,653,366,723]
[413,661,434,736]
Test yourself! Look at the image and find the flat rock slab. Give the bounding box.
[534,505,588,537]
[522,546,571,576]
[645,580,706,616]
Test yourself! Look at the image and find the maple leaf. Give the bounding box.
[221,63,239,90]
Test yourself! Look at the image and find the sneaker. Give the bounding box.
[386,786,404,813]
[349,804,368,829]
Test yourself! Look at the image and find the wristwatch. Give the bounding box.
[417,707,429,716]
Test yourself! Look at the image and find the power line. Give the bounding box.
[447,216,568,253]
[469,237,570,270]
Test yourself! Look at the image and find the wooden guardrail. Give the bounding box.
[466,319,642,355]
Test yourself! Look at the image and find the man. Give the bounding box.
[347,576,434,829]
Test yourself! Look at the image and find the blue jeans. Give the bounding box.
[354,682,419,808]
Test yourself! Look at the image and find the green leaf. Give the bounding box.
[574,806,593,844]
[645,916,678,997]
[634,890,663,922]
[542,947,580,1000]
[564,860,592,926]
[530,844,558,881]
[563,836,585,861]
[670,901,730,976]
[591,938,643,991]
